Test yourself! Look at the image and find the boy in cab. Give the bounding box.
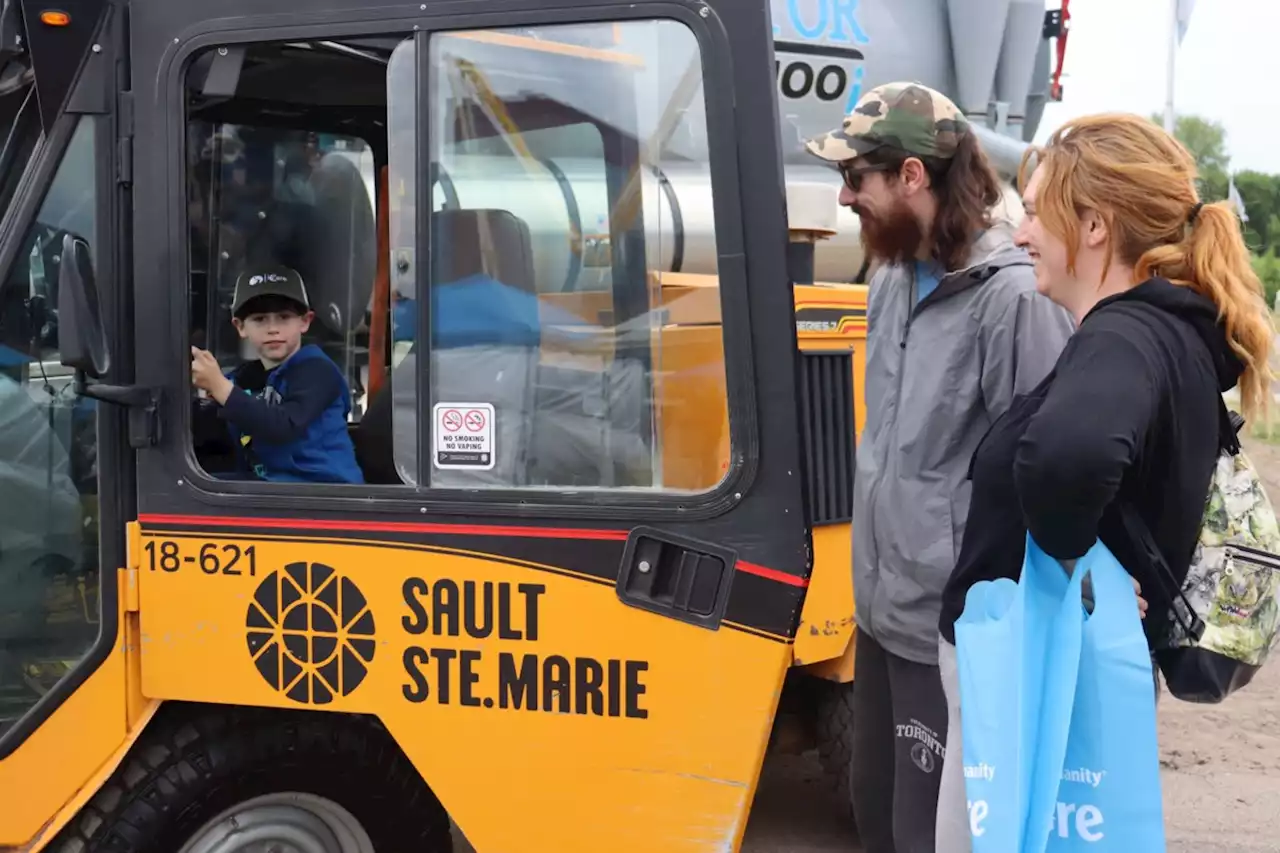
[190,265,365,484]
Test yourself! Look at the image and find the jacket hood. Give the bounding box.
[939,222,1033,287]
[1093,277,1244,392]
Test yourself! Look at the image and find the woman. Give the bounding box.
[932,112,1275,852]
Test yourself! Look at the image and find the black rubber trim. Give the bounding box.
[651,163,684,273]
[429,160,459,210]
[536,154,583,293]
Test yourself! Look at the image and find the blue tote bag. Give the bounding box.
[1039,539,1166,852]
[957,533,1167,853]
[954,534,1089,853]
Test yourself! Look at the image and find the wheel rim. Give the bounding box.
[177,792,376,853]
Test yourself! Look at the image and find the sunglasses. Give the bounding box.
[838,161,898,192]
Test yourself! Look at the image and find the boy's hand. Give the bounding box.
[191,347,234,404]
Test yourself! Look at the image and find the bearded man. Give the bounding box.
[805,82,1075,853]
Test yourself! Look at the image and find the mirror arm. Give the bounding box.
[75,373,163,449]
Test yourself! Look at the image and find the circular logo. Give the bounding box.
[245,561,376,705]
[911,741,936,774]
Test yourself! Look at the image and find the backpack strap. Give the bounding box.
[1219,395,1243,457]
[1114,393,1235,644]
[1115,500,1207,643]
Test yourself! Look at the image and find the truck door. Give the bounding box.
[0,1,138,845]
[129,0,811,849]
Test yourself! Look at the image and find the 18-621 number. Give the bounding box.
[144,540,257,576]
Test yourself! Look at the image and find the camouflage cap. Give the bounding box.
[805,82,969,163]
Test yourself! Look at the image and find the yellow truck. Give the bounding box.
[0,0,1054,849]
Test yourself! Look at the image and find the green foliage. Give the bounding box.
[1151,113,1232,196]
[1253,250,1280,312]
[1233,171,1280,252]
[1146,113,1280,290]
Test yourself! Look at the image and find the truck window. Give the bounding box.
[0,115,100,737]
[182,37,400,482]
[382,20,732,494]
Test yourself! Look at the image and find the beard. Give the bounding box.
[856,200,925,266]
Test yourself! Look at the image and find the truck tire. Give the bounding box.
[50,702,453,853]
[815,681,858,826]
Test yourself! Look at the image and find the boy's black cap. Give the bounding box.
[232,265,310,317]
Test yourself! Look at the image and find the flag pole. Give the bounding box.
[1164,0,1178,133]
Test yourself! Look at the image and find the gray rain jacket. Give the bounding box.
[853,224,1075,664]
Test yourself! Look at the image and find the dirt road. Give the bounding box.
[740,663,1280,852]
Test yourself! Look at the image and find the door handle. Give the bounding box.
[616,527,736,629]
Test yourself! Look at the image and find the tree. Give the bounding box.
[1233,170,1280,254]
[1147,113,1280,257]
[1150,113,1230,200]
[1252,250,1280,311]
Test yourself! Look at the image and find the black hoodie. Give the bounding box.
[939,277,1244,646]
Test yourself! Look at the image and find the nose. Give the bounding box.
[1013,218,1032,249]
[838,184,857,207]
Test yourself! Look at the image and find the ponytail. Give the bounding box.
[1136,201,1275,422]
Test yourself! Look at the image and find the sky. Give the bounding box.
[1032,0,1279,174]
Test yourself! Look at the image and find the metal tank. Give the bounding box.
[368,0,1059,293]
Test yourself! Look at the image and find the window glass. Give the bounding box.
[386,20,732,494]
[0,84,41,225]
[0,116,101,736]
[185,122,376,380]
[183,38,409,485]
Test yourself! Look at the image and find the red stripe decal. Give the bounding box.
[138,514,807,586]
[737,560,809,588]
[138,514,628,541]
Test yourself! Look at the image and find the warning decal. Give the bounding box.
[433,402,495,470]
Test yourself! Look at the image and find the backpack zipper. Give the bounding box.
[1222,544,1280,575]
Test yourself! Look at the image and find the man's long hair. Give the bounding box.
[860,130,1003,271]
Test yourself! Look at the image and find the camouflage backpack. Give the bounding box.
[1152,405,1280,703]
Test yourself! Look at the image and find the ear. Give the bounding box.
[298,311,315,333]
[899,157,929,193]
[1081,208,1108,250]
[231,316,248,339]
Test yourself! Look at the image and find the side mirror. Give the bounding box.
[52,233,159,446]
[56,232,110,379]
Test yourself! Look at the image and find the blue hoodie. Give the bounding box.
[219,344,364,484]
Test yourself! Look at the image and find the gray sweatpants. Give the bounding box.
[935,636,970,853]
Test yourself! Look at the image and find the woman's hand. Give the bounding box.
[1062,559,1148,618]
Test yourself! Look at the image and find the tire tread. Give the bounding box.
[48,702,453,853]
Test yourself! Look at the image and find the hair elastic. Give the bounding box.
[1188,201,1204,225]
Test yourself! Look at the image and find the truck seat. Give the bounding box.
[355,207,541,485]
